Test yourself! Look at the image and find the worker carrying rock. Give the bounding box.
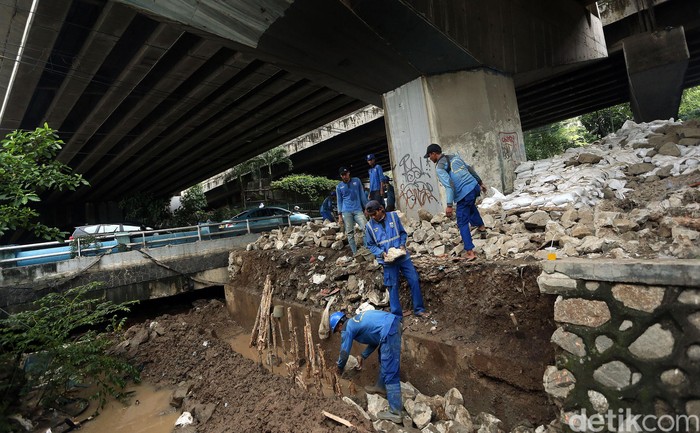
[364,200,428,318]
[330,310,403,424]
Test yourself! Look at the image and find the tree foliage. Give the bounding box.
[0,283,139,421]
[271,174,338,201]
[118,192,170,228]
[173,184,208,226]
[524,120,588,161]
[579,103,633,141]
[679,85,700,121]
[257,147,293,177]
[0,124,88,240]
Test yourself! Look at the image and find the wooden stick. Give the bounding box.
[317,343,327,383]
[276,317,286,355]
[322,411,354,428]
[332,369,343,397]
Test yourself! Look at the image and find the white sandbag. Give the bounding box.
[318,295,337,340]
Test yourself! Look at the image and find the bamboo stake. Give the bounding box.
[316,343,327,382]
[332,369,343,397]
[276,317,286,355]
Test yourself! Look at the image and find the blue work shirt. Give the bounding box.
[435,154,479,206]
[368,164,384,192]
[337,310,400,370]
[336,177,368,213]
[320,196,334,213]
[364,212,407,265]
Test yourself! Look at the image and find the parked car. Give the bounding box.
[221,207,311,234]
[70,222,152,239]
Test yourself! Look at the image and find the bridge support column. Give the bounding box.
[623,27,689,123]
[383,69,525,219]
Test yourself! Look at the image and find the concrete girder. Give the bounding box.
[0,0,72,131]
[90,60,286,197]
[56,23,184,165]
[78,49,247,191]
[140,89,359,197]
[42,2,137,130]
[73,38,222,175]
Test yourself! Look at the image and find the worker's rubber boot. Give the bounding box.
[377,410,403,424]
[364,384,387,396]
[384,382,403,423]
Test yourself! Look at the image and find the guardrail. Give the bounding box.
[0,214,298,268]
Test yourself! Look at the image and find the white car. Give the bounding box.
[70,223,151,239]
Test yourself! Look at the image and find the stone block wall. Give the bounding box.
[537,259,700,432]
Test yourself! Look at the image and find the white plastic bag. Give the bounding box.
[318,295,337,340]
[175,412,193,426]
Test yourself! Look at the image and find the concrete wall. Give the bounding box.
[0,237,247,314]
[538,259,700,431]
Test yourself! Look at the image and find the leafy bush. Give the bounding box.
[579,103,633,141]
[679,85,700,121]
[0,284,139,421]
[0,124,88,240]
[271,174,338,201]
[524,120,587,161]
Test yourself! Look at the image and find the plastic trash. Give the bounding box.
[175,411,193,426]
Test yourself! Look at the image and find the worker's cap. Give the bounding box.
[365,200,383,213]
[424,143,442,158]
[382,175,391,182]
[338,166,350,175]
[366,153,376,161]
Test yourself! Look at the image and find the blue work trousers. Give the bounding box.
[456,184,485,251]
[376,320,402,413]
[383,255,424,317]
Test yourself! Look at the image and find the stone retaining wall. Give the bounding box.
[537,259,700,432]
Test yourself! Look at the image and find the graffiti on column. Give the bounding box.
[498,131,524,161]
[396,153,438,209]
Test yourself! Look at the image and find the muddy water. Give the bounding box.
[77,383,179,433]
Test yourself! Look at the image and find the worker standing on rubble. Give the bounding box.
[331,310,404,424]
[366,153,385,202]
[336,166,368,255]
[364,200,428,318]
[424,143,487,261]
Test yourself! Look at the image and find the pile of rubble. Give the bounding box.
[247,119,699,260]
[350,382,555,433]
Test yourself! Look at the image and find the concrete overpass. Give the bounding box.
[1,0,699,226]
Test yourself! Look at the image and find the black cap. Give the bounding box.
[424,143,442,158]
[338,166,350,175]
[365,200,383,213]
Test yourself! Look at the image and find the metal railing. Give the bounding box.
[0,215,300,268]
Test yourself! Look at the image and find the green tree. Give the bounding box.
[524,120,587,161]
[258,147,293,178]
[271,174,337,201]
[118,192,170,228]
[173,184,208,225]
[0,283,139,425]
[679,85,700,121]
[579,103,633,140]
[0,124,89,240]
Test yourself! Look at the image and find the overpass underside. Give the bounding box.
[0,0,698,226]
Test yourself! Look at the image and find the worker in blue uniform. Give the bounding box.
[364,200,428,318]
[424,143,487,261]
[383,175,395,211]
[320,191,336,222]
[336,166,368,254]
[331,310,403,424]
[366,153,385,202]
